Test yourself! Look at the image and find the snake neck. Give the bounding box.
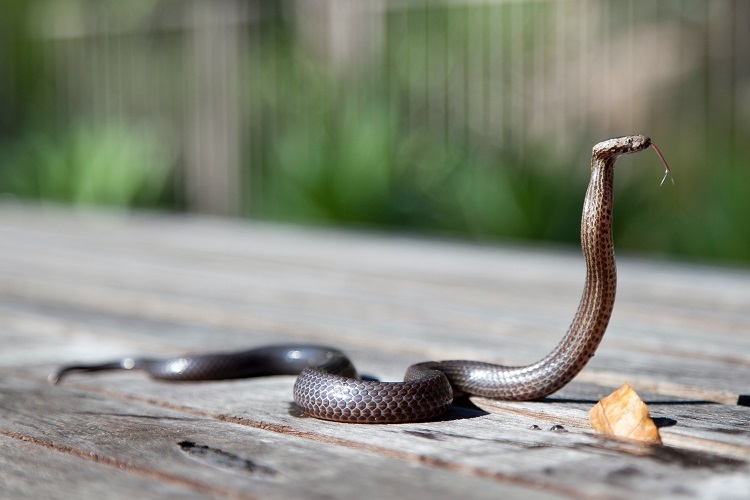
[531,154,617,389]
[433,153,620,400]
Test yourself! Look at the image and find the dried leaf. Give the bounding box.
[589,383,662,444]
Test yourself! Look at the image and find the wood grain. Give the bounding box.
[2,204,750,499]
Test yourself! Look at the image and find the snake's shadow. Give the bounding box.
[440,396,491,421]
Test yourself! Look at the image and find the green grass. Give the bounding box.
[1,121,175,208]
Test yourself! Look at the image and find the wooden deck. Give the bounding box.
[2,204,749,499]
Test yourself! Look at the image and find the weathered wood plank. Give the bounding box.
[17,367,744,500]
[0,373,561,500]
[1,292,746,411]
[0,435,203,500]
[7,294,748,466]
[1,238,749,400]
[3,205,750,499]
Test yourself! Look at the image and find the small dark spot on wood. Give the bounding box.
[178,441,279,477]
[712,428,748,435]
[737,394,750,407]
[549,425,566,432]
[529,425,542,430]
[606,465,642,483]
[403,430,444,441]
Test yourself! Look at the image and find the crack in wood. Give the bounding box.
[648,444,746,471]
[402,430,445,441]
[589,437,747,471]
[0,429,258,499]
[575,372,739,405]
[66,388,595,499]
[178,440,280,477]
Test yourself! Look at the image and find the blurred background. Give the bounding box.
[0,0,748,263]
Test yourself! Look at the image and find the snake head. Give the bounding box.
[593,135,652,160]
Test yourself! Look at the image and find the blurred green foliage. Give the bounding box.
[1,1,748,265]
[247,4,750,265]
[0,1,177,209]
[252,73,586,245]
[1,121,175,207]
[246,6,590,245]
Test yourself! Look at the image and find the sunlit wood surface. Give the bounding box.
[2,204,749,499]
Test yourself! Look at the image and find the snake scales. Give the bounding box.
[52,135,670,423]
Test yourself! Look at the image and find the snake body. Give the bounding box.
[52,135,667,424]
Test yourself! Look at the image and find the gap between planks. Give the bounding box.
[41,368,750,469]
[35,379,587,500]
[1,285,745,408]
[0,429,258,500]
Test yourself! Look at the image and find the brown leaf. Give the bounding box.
[589,382,662,444]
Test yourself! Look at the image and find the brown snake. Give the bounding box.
[52,135,671,424]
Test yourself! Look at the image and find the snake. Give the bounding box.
[51,135,671,424]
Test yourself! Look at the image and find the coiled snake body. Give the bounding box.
[52,135,670,423]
